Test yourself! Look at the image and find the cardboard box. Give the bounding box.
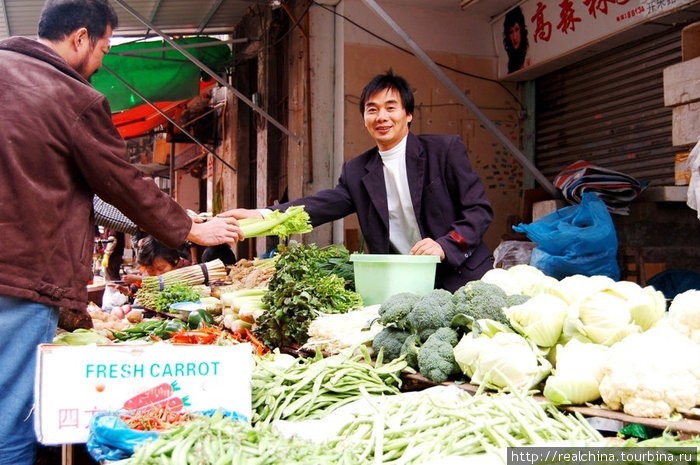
[34,342,252,445]
[663,56,700,107]
[682,21,700,62]
[675,151,691,186]
[532,199,566,222]
[672,102,700,147]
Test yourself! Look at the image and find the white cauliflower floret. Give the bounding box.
[598,326,700,418]
[669,289,700,343]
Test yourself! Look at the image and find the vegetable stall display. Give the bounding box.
[55,235,700,463]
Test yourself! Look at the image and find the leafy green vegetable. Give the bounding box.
[154,283,202,313]
[112,318,186,341]
[53,328,112,345]
[255,241,363,348]
[239,205,313,239]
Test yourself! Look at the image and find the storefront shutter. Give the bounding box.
[534,26,683,186]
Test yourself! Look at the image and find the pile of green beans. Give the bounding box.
[122,411,363,465]
[327,386,605,464]
[251,346,407,426]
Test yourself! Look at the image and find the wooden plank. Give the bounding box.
[560,406,700,436]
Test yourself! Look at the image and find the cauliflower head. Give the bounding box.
[669,289,700,343]
[598,326,700,418]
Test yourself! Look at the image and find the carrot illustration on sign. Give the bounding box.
[143,395,190,412]
[122,380,181,410]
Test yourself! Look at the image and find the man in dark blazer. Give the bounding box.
[224,71,493,292]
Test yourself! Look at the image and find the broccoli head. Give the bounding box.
[378,292,421,330]
[400,333,422,370]
[417,327,460,383]
[452,280,510,327]
[407,289,457,341]
[372,326,411,362]
[505,293,530,307]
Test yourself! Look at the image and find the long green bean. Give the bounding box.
[251,346,407,426]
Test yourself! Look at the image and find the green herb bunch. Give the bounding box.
[255,241,362,348]
[155,282,202,312]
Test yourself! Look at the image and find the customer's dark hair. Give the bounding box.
[38,0,118,44]
[359,69,414,116]
[136,236,180,268]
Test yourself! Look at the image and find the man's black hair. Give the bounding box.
[38,0,119,44]
[359,69,414,116]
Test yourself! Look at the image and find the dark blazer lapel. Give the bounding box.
[405,133,426,229]
[361,151,390,232]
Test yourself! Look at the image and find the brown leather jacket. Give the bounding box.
[0,37,192,310]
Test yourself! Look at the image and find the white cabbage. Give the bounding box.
[543,339,608,405]
[453,330,551,391]
[505,293,568,348]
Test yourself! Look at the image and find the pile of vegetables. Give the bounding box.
[321,386,605,464]
[120,410,361,465]
[251,346,406,426]
[372,280,531,384]
[453,265,700,419]
[254,241,363,348]
[135,260,227,310]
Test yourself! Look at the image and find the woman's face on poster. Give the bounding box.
[509,22,522,50]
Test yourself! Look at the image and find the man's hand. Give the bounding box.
[217,208,264,220]
[410,238,445,260]
[186,216,242,246]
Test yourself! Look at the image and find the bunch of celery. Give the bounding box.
[239,205,312,240]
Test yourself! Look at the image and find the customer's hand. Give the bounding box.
[218,208,263,220]
[187,216,242,246]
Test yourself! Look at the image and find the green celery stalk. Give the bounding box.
[239,205,312,239]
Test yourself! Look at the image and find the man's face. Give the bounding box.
[363,87,413,152]
[75,26,112,80]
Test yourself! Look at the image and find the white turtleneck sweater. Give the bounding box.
[378,135,421,254]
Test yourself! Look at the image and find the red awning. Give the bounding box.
[112,101,185,139]
[112,80,217,140]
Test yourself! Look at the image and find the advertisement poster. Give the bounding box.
[493,0,698,79]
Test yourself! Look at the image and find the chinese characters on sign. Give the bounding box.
[494,0,695,78]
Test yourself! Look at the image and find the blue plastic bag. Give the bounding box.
[513,192,620,280]
[86,412,158,462]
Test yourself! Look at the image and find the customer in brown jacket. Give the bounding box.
[0,1,241,463]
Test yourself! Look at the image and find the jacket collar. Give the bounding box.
[0,37,89,86]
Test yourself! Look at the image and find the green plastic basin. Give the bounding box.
[350,254,440,306]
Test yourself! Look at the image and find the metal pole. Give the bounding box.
[360,0,559,198]
[111,0,302,145]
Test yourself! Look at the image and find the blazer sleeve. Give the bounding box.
[433,136,493,269]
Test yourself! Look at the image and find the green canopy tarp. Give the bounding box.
[92,37,231,112]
